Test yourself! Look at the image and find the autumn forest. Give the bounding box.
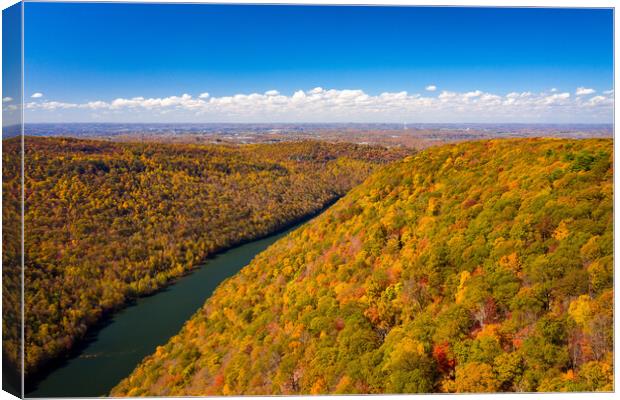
[2,135,614,394]
[111,138,613,394]
[5,136,408,376]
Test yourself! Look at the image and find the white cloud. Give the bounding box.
[425,85,437,92]
[585,95,611,107]
[31,92,44,99]
[576,87,595,96]
[105,94,206,110]
[543,92,570,105]
[84,101,109,110]
[2,97,13,103]
[463,90,483,99]
[23,87,614,123]
[550,88,558,92]
[438,91,456,100]
[198,92,210,99]
[26,100,77,110]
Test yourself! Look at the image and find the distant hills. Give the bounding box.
[22,123,613,148]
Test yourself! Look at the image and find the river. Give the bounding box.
[26,223,304,397]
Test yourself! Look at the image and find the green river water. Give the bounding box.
[26,223,303,397]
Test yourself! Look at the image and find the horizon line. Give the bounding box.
[13,121,616,126]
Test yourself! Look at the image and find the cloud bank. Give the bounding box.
[17,87,614,123]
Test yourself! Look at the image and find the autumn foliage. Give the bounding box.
[4,136,407,375]
[111,138,613,395]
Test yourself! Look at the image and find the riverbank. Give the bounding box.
[26,216,316,397]
[24,193,341,393]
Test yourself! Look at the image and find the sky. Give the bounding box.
[2,2,22,129]
[12,3,614,123]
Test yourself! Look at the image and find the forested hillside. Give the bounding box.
[112,138,613,395]
[3,135,22,392]
[12,136,408,374]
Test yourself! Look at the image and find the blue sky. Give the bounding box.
[18,4,614,123]
[2,2,22,128]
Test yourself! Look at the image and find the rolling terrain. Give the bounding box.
[112,138,613,395]
[5,136,409,375]
[24,122,613,148]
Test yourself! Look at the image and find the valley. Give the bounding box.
[110,138,613,395]
[7,136,408,381]
[3,134,613,395]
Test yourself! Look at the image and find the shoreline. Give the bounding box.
[24,196,340,394]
